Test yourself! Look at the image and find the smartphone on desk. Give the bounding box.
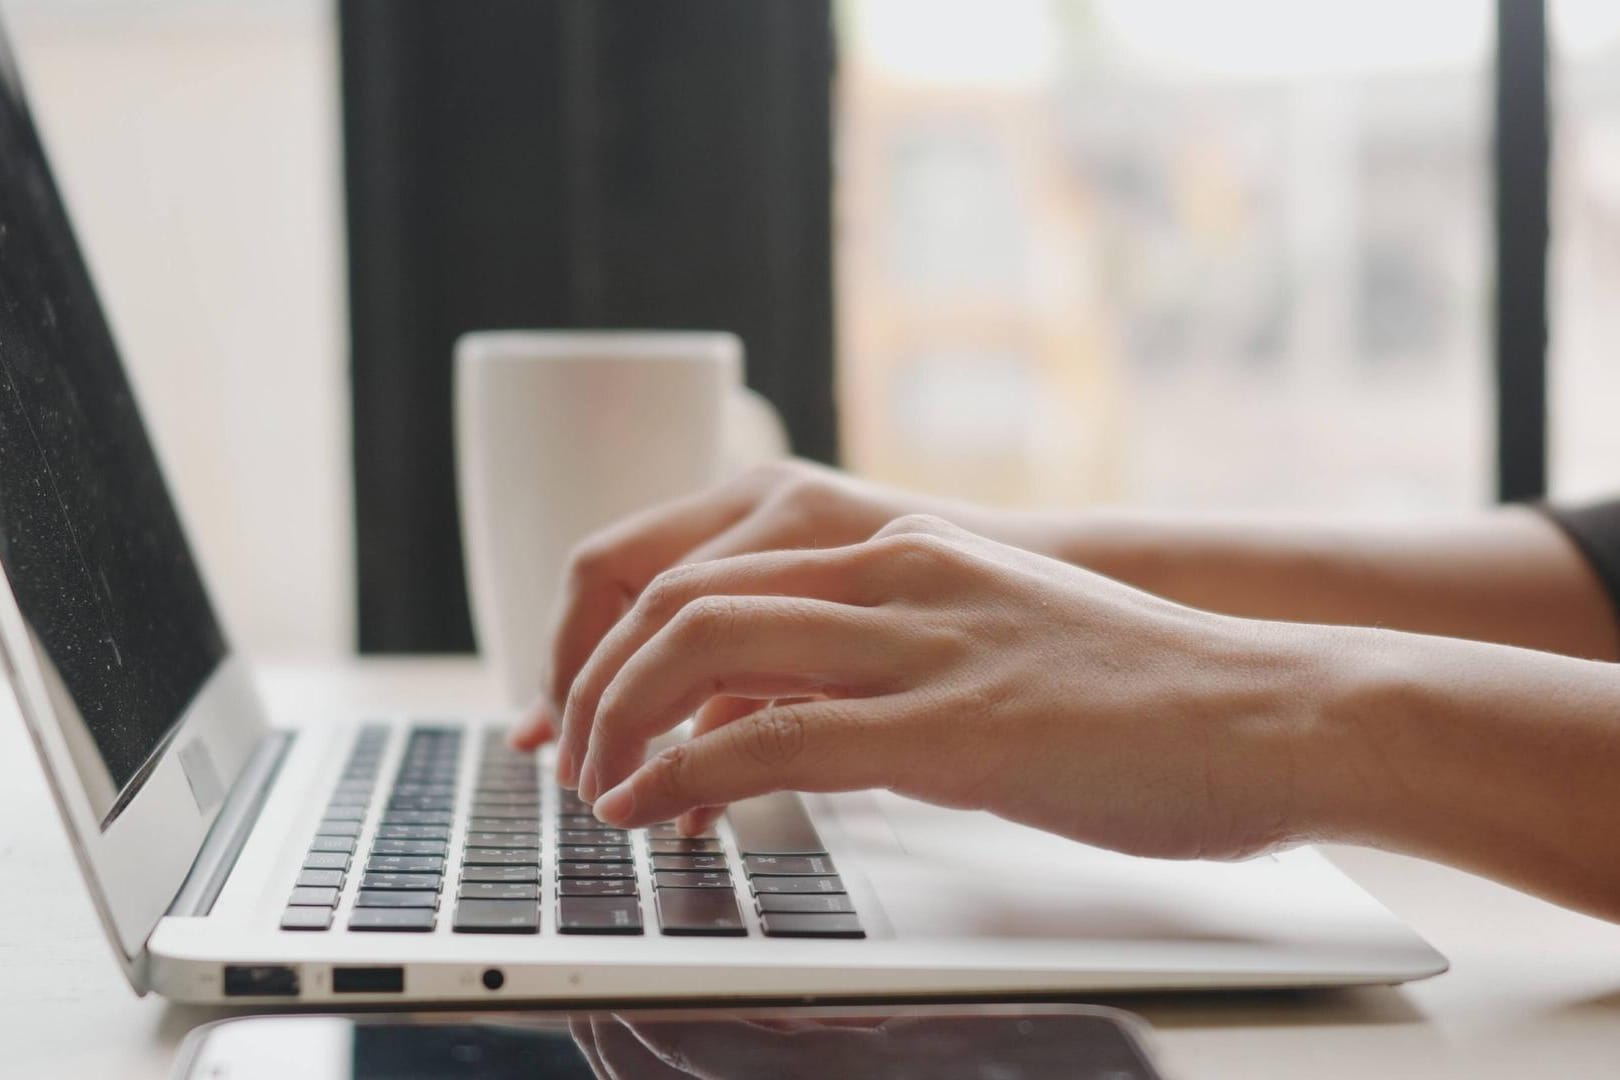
[173,1003,1167,1080]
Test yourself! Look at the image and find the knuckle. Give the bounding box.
[638,565,700,620]
[565,536,617,590]
[871,529,957,570]
[739,705,809,770]
[671,594,743,651]
[875,512,952,540]
[647,743,692,802]
[744,458,799,490]
[773,473,833,514]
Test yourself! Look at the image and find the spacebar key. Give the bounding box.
[726,792,825,855]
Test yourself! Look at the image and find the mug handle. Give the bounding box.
[724,385,791,474]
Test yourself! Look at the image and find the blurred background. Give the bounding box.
[5,0,1618,657]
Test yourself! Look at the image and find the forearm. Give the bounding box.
[1000,506,1620,661]
[1290,623,1620,922]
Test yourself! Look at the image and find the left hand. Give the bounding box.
[562,514,1320,862]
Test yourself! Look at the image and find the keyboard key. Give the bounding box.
[756,892,856,915]
[646,822,716,839]
[453,899,541,933]
[361,872,442,891]
[462,848,539,867]
[371,839,449,857]
[558,861,633,879]
[742,854,836,877]
[280,906,334,931]
[303,851,351,871]
[355,889,439,908]
[296,869,345,889]
[469,806,540,821]
[651,854,727,872]
[647,838,723,855]
[759,912,865,939]
[474,780,538,794]
[380,811,454,826]
[558,877,638,897]
[458,882,539,901]
[654,871,734,890]
[559,845,632,863]
[556,814,615,830]
[460,864,539,883]
[475,792,540,806]
[391,783,457,797]
[559,829,629,846]
[558,896,644,934]
[727,793,826,855]
[466,832,539,849]
[366,855,446,874]
[467,818,541,833]
[375,825,451,841]
[655,888,746,935]
[387,796,455,811]
[750,876,845,895]
[310,836,356,854]
[349,908,436,932]
[321,805,367,821]
[288,886,340,907]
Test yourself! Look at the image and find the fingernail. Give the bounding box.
[594,780,635,826]
[583,764,609,806]
[556,749,578,787]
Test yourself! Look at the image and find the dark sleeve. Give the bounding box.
[1540,499,1620,622]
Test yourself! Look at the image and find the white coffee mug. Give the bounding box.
[455,330,790,706]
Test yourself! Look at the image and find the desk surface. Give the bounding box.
[3,657,1619,1079]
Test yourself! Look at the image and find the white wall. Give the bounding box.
[6,0,352,656]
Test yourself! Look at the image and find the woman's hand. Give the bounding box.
[514,460,1030,755]
[558,513,1326,862]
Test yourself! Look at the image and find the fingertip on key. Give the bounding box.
[593,781,635,827]
[508,718,553,752]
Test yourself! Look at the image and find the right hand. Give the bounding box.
[512,460,968,759]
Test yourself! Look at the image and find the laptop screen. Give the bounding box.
[0,32,226,826]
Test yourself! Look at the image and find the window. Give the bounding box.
[1551,1,1620,502]
[837,0,1495,514]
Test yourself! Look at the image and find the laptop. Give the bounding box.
[0,19,1446,1005]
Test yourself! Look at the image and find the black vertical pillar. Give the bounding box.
[342,1,836,653]
[1494,0,1550,502]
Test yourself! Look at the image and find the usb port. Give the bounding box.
[223,965,300,997]
[332,966,405,993]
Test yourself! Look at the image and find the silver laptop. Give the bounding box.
[0,20,1445,1005]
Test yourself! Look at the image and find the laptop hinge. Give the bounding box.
[166,730,294,919]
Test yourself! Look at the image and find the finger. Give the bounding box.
[624,1017,887,1077]
[578,598,904,801]
[559,545,875,791]
[869,511,972,543]
[692,693,767,736]
[592,696,903,827]
[674,695,797,835]
[509,696,558,751]
[568,1016,612,1080]
[546,481,763,781]
[591,1015,694,1080]
[675,805,726,837]
[674,499,815,567]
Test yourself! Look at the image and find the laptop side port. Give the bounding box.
[332,966,405,993]
[223,965,300,997]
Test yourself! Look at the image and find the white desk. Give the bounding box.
[4,658,1620,1079]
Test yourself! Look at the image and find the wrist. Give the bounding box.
[1279,622,1431,850]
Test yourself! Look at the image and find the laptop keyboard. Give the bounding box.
[280,724,865,939]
